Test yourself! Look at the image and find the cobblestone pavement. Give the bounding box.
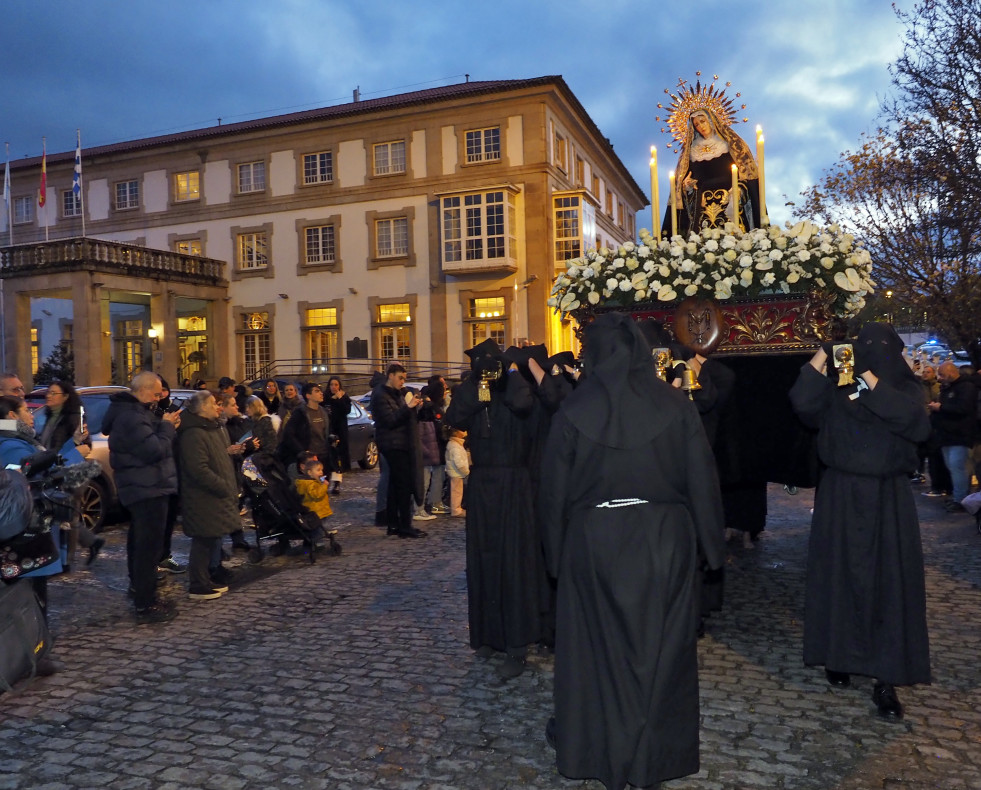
[1,470,980,790]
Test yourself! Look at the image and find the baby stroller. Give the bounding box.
[240,453,342,563]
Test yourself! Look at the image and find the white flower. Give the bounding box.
[684,283,698,296]
[559,292,577,310]
[768,249,783,261]
[704,239,719,252]
[619,279,633,292]
[634,289,648,301]
[740,269,754,285]
[680,259,696,273]
[755,259,773,271]
[761,272,776,287]
[739,238,754,251]
[723,249,738,262]
[613,258,625,269]
[821,257,834,269]
[587,290,600,305]
[779,280,790,293]
[583,267,595,279]
[704,252,716,264]
[631,272,648,288]
[623,241,635,252]
[638,245,650,257]
[606,278,618,290]
[721,235,737,250]
[739,255,753,268]
[625,257,639,270]
[659,264,671,278]
[786,271,800,284]
[657,284,677,302]
[715,279,733,299]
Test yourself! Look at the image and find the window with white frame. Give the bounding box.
[375,217,408,258]
[238,161,266,193]
[115,179,139,210]
[303,152,333,184]
[240,312,271,382]
[465,127,501,163]
[237,232,269,270]
[62,189,81,218]
[14,196,33,224]
[554,195,582,263]
[174,171,200,202]
[373,140,406,176]
[441,190,516,263]
[305,225,336,265]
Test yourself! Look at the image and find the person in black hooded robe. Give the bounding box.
[789,322,931,719]
[445,338,540,679]
[539,313,724,790]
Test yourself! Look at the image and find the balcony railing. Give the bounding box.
[0,237,226,285]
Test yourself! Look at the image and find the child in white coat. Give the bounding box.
[444,428,470,518]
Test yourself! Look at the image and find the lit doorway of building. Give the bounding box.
[177,298,210,385]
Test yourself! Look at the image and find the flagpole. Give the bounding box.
[4,142,11,246]
[75,129,85,237]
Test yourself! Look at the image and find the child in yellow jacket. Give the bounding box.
[294,451,334,536]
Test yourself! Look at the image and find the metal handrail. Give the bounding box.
[247,357,470,386]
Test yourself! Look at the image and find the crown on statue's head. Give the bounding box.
[656,72,749,149]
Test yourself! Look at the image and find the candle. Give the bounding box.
[650,146,661,239]
[756,126,768,226]
[731,164,739,229]
[669,171,677,238]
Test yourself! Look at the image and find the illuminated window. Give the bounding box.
[174,171,200,202]
[373,140,406,176]
[375,302,412,362]
[304,308,339,374]
[238,161,266,193]
[175,239,202,256]
[554,195,582,262]
[116,179,139,210]
[466,297,507,347]
[237,232,268,270]
[31,327,39,375]
[303,152,333,184]
[465,127,501,163]
[375,217,408,257]
[305,225,336,265]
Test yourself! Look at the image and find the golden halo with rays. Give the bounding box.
[655,72,749,149]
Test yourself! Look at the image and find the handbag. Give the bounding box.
[1,527,61,580]
[0,579,52,693]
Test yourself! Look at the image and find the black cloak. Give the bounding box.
[789,322,931,685]
[539,313,724,790]
[446,339,542,653]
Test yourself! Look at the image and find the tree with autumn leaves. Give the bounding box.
[798,0,981,365]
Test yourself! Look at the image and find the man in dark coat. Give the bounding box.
[176,391,242,600]
[102,371,181,624]
[539,313,724,790]
[370,363,426,539]
[927,361,977,513]
[789,322,931,719]
[446,338,541,679]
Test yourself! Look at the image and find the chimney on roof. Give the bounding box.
[353,86,360,102]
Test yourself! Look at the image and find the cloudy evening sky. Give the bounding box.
[1,0,905,229]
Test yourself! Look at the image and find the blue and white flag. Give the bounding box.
[72,131,82,197]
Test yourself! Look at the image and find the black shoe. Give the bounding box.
[210,565,234,586]
[826,669,851,687]
[135,601,178,625]
[872,682,903,719]
[497,655,526,679]
[86,538,105,566]
[545,716,556,750]
[397,528,427,538]
[475,645,495,658]
[330,482,340,496]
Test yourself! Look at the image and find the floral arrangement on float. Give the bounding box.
[547,220,875,320]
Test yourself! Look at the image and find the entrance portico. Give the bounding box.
[0,237,229,388]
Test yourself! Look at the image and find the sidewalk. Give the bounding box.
[1,472,979,789]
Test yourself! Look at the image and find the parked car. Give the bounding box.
[346,400,378,469]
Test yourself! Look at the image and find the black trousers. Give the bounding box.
[189,535,220,592]
[383,448,413,534]
[126,496,169,609]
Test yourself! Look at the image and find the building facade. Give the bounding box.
[1,76,646,387]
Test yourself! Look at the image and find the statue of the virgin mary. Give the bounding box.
[659,78,764,237]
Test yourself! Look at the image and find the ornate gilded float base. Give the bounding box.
[572,291,836,356]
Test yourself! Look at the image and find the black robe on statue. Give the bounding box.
[446,351,541,653]
[540,314,724,790]
[789,325,931,686]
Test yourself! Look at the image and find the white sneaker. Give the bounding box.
[413,512,436,521]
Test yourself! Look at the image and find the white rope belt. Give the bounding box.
[595,498,650,509]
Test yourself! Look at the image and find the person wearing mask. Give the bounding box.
[101,372,181,625]
[790,323,931,720]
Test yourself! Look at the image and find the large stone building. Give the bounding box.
[1,76,646,387]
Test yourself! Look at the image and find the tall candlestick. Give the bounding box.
[669,171,677,238]
[731,164,739,229]
[756,126,768,226]
[650,146,661,239]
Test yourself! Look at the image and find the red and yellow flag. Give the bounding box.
[37,140,47,208]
